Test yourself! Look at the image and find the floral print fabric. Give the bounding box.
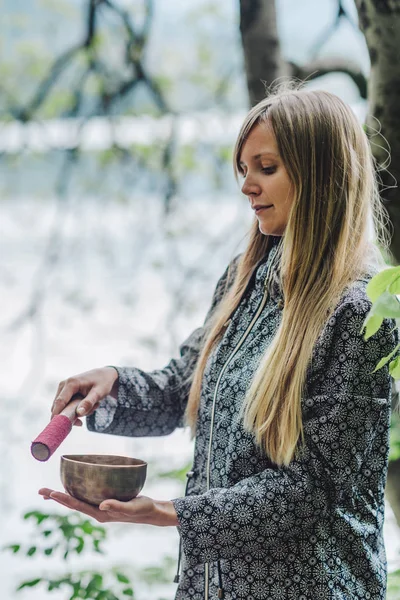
[87,239,399,599]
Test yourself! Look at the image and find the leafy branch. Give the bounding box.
[2,508,176,598]
[3,509,107,560]
[16,569,134,600]
[362,266,400,380]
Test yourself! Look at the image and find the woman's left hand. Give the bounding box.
[38,488,179,527]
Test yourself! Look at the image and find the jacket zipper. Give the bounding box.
[204,265,274,600]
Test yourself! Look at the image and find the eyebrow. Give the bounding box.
[239,152,279,165]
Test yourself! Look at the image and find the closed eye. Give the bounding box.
[261,166,277,175]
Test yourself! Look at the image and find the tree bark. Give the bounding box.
[354,0,400,264]
[354,0,400,526]
[239,0,288,106]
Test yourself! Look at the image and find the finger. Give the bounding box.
[51,382,65,416]
[48,491,103,520]
[39,487,55,497]
[73,418,83,427]
[38,490,51,499]
[75,394,102,417]
[52,379,81,416]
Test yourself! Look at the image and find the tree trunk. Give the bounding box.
[239,0,288,106]
[354,0,400,265]
[354,0,400,527]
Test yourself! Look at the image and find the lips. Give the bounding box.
[252,205,273,213]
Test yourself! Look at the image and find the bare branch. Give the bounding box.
[289,59,367,99]
[309,0,360,59]
[12,44,84,121]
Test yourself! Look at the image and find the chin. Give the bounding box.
[258,220,284,237]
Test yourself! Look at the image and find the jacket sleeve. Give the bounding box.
[171,296,400,567]
[86,255,240,437]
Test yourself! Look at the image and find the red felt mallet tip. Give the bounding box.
[31,415,73,461]
[31,395,83,462]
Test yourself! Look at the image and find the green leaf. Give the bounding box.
[366,267,400,302]
[370,291,400,318]
[93,539,104,553]
[42,530,53,537]
[122,589,134,596]
[388,275,400,295]
[86,574,103,593]
[75,537,85,554]
[17,578,41,590]
[116,573,130,584]
[369,343,400,373]
[359,313,383,340]
[24,510,50,524]
[48,580,62,591]
[27,546,37,556]
[80,520,94,535]
[389,355,400,379]
[44,547,53,556]
[4,544,20,554]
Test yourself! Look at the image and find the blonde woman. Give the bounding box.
[41,83,400,600]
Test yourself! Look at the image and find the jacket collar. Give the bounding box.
[255,236,283,300]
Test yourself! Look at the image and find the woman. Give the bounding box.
[40,83,399,600]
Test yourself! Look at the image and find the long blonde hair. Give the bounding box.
[184,81,392,466]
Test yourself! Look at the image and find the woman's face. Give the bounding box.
[238,122,294,236]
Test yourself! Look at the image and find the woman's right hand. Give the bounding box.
[51,367,119,427]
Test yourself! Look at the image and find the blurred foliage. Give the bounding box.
[363,266,400,462]
[388,569,400,599]
[2,508,176,598]
[4,509,107,559]
[153,461,193,484]
[390,411,400,462]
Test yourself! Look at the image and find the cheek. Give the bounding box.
[278,180,294,207]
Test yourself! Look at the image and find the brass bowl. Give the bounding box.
[60,454,147,506]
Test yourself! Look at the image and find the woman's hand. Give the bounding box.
[38,488,179,527]
[51,367,119,427]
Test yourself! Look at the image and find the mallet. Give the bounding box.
[31,393,84,462]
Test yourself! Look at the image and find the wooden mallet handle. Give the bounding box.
[31,393,84,462]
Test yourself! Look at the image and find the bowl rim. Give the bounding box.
[61,454,147,467]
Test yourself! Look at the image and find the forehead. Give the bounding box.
[239,123,279,163]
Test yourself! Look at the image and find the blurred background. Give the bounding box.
[1,0,400,598]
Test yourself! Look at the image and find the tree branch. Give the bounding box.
[289,58,367,99]
[309,0,360,59]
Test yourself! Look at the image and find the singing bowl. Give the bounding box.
[60,454,147,507]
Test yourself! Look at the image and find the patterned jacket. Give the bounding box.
[87,236,399,600]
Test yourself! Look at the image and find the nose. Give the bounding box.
[241,176,261,198]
